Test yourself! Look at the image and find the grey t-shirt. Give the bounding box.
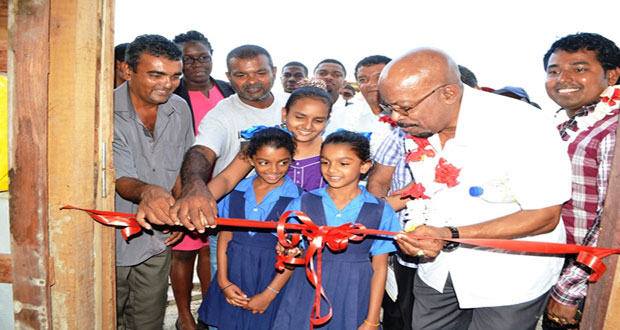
[113,82,194,267]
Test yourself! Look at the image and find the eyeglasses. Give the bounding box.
[183,55,212,65]
[379,84,449,115]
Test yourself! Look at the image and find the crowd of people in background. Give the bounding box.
[112,30,620,330]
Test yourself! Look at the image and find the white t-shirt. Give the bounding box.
[412,87,571,308]
[194,92,287,176]
[324,100,394,156]
[326,96,348,121]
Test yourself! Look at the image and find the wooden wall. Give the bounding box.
[47,0,116,328]
[9,0,52,327]
[9,0,115,328]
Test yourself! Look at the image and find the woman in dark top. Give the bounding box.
[173,30,234,133]
[171,30,234,330]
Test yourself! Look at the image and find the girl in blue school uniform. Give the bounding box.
[272,130,401,330]
[199,127,301,330]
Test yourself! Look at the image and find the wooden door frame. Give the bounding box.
[4,0,620,328]
[8,0,115,328]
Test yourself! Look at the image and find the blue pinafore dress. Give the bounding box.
[272,193,385,330]
[200,189,298,330]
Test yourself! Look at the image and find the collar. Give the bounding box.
[115,82,180,119]
[556,102,598,121]
[234,174,300,198]
[311,185,378,204]
[439,85,475,147]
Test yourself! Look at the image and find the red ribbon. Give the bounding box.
[61,205,142,240]
[61,205,620,325]
[274,210,369,328]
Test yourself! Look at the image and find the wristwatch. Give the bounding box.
[442,226,460,251]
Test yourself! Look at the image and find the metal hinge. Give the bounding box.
[102,142,107,198]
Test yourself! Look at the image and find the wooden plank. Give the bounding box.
[8,0,52,328]
[0,253,10,283]
[0,0,8,72]
[602,261,620,330]
[581,120,620,329]
[94,0,116,328]
[47,0,115,328]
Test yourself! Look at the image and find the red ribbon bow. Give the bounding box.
[275,210,368,328]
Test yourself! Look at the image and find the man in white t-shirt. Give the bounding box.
[137,44,285,231]
[280,61,308,93]
[381,48,572,330]
[314,58,349,111]
[340,84,356,105]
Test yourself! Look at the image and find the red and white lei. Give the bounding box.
[400,135,461,231]
[555,85,620,144]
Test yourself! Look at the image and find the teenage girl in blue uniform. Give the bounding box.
[199,127,301,330]
[273,130,401,330]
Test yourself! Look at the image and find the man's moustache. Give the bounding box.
[397,122,417,128]
[243,83,265,91]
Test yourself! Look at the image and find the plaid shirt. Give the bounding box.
[551,102,618,305]
[373,127,414,220]
[373,127,418,267]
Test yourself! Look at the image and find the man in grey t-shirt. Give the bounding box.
[113,34,193,330]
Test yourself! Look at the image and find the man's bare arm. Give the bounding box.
[207,150,253,200]
[367,163,394,197]
[367,163,409,211]
[171,145,218,232]
[116,177,176,229]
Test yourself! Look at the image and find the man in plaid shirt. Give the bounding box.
[543,32,620,327]
[369,127,417,330]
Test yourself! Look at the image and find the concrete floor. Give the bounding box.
[159,271,545,330]
[163,283,203,330]
[160,285,545,330]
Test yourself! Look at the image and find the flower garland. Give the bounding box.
[368,114,397,156]
[435,158,461,187]
[555,85,620,144]
[601,87,620,106]
[399,135,461,232]
[401,183,430,200]
[379,115,398,127]
[400,135,461,198]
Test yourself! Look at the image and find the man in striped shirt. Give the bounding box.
[543,32,620,328]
